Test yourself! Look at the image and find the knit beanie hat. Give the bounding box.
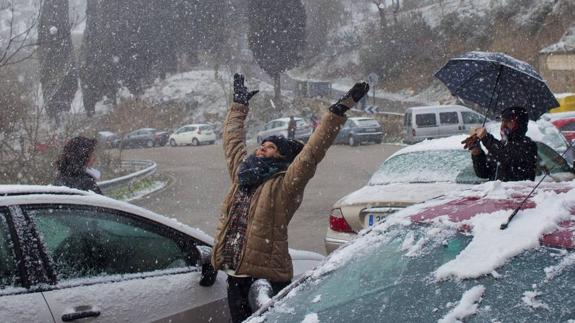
[262,135,304,162]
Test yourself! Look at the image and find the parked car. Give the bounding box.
[325,121,575,254]
[169,124,217,146]
[116,128,169,148]
[0,185,323,322]
[551,117,575,142]
[256,117,312,143]
[334,117,383,146]
[249,180,575,322]
[403,105,487,144]
[96,131,119,149]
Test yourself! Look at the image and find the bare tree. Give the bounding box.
[0,0,41,69]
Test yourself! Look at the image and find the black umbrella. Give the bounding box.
[435,51,559,122]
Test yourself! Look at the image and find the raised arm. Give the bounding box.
[282,82,370,198]
[223,74,259,181]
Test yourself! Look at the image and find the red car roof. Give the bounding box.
[409,186,575,249]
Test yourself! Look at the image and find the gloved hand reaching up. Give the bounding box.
[233,73,259,106]
[329,82,370,116]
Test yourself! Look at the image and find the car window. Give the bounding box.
[258,225,575,322]
[26,206,198,281]
[276,121,286,128]
[189,127,197,132]
[415,113,437,127]
[355,119,380,127]
[559,122,575,132]
[439,112,458,125]
[536,142,572,174]
[296,120,307,127]
[404,113,412,127]
[199,125,212,131]
[461,111,484,124]
[0,208,19,289]
[369,150,484,185]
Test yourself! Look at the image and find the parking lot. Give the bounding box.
[122,142,403,254]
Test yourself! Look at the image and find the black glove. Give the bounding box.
[329,82,370,116]
[233,73,259,105]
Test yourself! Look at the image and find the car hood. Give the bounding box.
[333,182,473,208]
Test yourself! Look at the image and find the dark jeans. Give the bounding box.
[227,275,290,323]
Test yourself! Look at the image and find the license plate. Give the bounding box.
[365,214,386,227]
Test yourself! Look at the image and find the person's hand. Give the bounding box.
[233,73,259,105]
[461,135,479,150]
[473,127,487,139]
[329,82,370,116]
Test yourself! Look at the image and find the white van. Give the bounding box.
[404,105,487,144]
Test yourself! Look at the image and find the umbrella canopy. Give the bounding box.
[435,51,559,121]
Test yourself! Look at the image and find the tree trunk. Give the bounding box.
[273,74,281,104]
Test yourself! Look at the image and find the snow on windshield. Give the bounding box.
[369,150,478,184]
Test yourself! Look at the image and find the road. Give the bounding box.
[122,142,403,255]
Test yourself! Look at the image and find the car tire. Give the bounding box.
[348,135,357,146]
[170,139,177,147]
[374,138,382,144]
[192,138,200,146]
[146,139,154,148]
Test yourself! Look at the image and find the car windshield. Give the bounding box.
[369,150,484,185]
[255,225,575,322]
[486,120,568,152]
[354,119,379,127]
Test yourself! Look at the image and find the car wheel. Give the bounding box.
[146,139,154,148]
[192,138,200,146]
[170,139,177,147]
[348,135,357,146]
[374,138,382,144]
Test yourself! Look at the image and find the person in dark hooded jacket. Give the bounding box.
[54,136,102,194]
[212,74,369,322]
[462,106,538,181]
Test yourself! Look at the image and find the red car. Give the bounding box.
[551,117,575,142]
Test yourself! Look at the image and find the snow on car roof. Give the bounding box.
[0,184,91,196]
[0,185,214,245]
[392,118,567,160]
[390,135,468,158]
[319,180,575,283]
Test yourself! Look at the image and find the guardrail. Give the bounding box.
[98,160,157,194]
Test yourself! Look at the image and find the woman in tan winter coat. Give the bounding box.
[212,74,369,322]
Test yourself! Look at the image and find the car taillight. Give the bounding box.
[412,128,416,136]
[329,208,354,233]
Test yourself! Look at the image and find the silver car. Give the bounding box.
[0,185,323,323]
[256,117,312,143]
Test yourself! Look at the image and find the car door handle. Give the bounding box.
[62,307,101,322]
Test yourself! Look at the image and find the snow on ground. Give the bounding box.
[438,285,485,323]
[123,180,167,202]
[541,23,575,53]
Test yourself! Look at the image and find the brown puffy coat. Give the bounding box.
[211,103,345,282]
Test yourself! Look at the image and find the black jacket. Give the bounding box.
[472,132,538,182]
[54,172,103,194]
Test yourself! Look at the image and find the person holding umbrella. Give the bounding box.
[462,106,538,181]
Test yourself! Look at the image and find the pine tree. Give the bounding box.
[38,0,78,121]
[247,0,306,102]
[80,0,121,116]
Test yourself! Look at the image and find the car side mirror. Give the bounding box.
[248,279,273,311]
[195,245,218,287]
